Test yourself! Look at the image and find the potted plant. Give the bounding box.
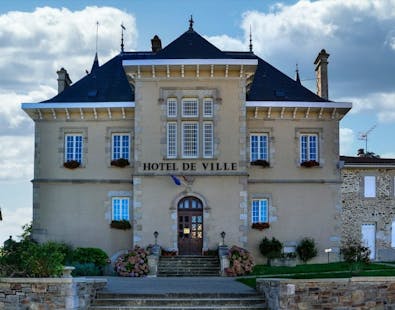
[259,237,283,265]
[300,160,319,167]
[250,159,270,167]
[111,158,130,167]
[251,222,270,230]
[63,160,80,169]
[110,220,132,230]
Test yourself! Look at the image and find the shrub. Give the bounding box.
[72,263,101,276]
[72,247,109,267]
[259,237,283,261]
[341,240,370,264]
[225,246,255,276]
[114,246,149,277]
[296,238,318,263]
[22,241,65,277]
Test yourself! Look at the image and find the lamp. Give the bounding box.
[220,231,226,245]
[154,231,159,245]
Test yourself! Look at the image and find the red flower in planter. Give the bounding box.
[63,160,80,169]
[111,158,130,167]
[251,222,270,230]
[300,160,319,168]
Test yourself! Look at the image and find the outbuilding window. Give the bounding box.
[364,176,376,198]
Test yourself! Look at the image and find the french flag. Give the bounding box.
[171,175,181,186]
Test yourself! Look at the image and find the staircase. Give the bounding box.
[89,292,266,309]
[157,256,220,277]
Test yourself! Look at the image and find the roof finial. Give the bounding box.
[121,23,126,53]
[95,21,99,54]
[189,15,194,31]
[295,63,301,84]
[249,25,253,52]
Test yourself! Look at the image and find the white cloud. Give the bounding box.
[0,206,31,243]
[0,136,34,180]
[381,152,395,158]
[340,127,355,156]
[0,6,137,93]
[339,92,395,123]
[205,34,246,51]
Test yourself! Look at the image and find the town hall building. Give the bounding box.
[22,21,351,262]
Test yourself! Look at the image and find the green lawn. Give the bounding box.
[238,262,395,288]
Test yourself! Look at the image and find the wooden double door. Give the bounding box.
[178,196,203,255]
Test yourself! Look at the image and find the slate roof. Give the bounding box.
[43,27,327,103]
[340,156,395,165]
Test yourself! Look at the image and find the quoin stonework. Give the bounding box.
[22,20,352,263]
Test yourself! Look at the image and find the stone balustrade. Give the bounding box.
[257,277,395,309]
[0,277,106,309]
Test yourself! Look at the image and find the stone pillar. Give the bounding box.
[314,49,330,100]
[57,67,72,94]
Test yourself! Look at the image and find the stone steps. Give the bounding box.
[158,256,220,277]
[89,293,265,309]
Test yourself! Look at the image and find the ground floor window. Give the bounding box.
[112,197,129,221]
[251,199,268,223]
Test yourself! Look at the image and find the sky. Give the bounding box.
[0,0,394,242]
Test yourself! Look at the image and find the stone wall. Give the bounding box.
[0,277,106,309]
[257,277,395,309]
[341,168,395,260]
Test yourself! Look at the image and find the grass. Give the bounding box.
[238,262,395,288]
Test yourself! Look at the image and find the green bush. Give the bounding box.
[22,242,65,277]
[296,238,318,263]
[341,240,370,264]
[72,247,109,267]
[72,263,101,276]
[259,237,283,261]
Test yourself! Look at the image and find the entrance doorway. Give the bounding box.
[178,196,203,255]
[361,223,376,260]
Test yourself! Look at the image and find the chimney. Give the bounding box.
[151,35,162,53]
[314,49,329,100]
[56,68,72,94]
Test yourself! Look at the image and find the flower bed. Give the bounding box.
[114,246,149,277]
[225,246,255,276]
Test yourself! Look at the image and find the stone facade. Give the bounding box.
[0,277,106,310]
[341,158,395,261]
[257,277,395,309]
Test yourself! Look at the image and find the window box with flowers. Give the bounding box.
[250,159,270,168]
[251,222,270,230]
[300,160,319,168]
[111,158,130,168]
[63,160,80,169]
[110,220,132,230]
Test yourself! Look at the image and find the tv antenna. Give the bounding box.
[358,124,377,153]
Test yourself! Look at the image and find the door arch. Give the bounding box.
[178,196,203,255]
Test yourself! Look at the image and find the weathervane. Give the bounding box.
[249,25,253,52]
[121,23,126,53]
[189,15,194,31]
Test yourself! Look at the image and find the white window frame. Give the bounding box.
[166,122,177,158]
[250,133,269,162]
[392,221,395,248]
[167,98,177,118]
[300,133,319,163]
[203,98,213,117]
[182,98,199,117]
[111,133,130,160]
[203,121,213,158]
[182,121,199,158]
[65,134,83,163]
[251,198,269,224]
[112,197,129,221]
[364,176,376,198]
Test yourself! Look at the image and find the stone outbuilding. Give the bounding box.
[341,153,395,261]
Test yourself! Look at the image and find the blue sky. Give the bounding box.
[0,0,394,242]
